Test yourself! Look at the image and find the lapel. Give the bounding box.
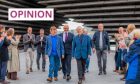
[77,34,84,46]
[56,35,59,47]
[81,35,85,46]
[48,35,52,46]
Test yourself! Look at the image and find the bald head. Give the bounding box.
[27,27,32,34]
[98,23,104,32]
[63,24,69,32]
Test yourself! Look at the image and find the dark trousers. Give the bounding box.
[115,51,121,70]
[61,53,72,76]
[0,60,7,81]
[96,50,107,73]
[76,58,86,80]
[36,51,46,69]
[86,58,90,70]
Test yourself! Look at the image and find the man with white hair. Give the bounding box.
[72,26,91,84]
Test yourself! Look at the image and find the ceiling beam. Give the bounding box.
[84,22,140,27]
[38,0,75,4]
[64,11,135,18]
[46,0,140,8]
[56,5,136,13]
[74,17,140,22]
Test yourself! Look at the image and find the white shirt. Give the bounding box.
[99,32,103,49]
[63,32,68,42]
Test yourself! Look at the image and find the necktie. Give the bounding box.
[65,32,68,42]
[40,36,43,47]
[79,35,82,43]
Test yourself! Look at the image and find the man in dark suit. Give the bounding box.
[35,29,46,72]
[72,26,91,84]
[92,23,110,75]
[59,24,74,81]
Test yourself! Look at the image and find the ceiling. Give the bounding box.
[37,0,140,36]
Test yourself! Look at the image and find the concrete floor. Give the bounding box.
[8,52,125,84]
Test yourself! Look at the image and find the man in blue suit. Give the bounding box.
[72,26,91,84]
[59,24,74,81]
[92,23,110,75]
[45,25,64,82]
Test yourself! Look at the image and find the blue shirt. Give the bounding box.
[51,35,57,56]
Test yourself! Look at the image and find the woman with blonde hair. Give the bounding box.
[7,28,21,80]
[125,30,140,84]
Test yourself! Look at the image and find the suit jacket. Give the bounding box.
[45,35,64,57]
[72,34,91,59]
[59,32,74,55]
[35,35,46,53]
[93,31,110,51]
[23,34,35,52]
[0,37,11,61]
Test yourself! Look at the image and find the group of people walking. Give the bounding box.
[0,23,140,84]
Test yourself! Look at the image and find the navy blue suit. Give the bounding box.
[59,32,74,76]
[35,35,46,70]
[92,31,110,73]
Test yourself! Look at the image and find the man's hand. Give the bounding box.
[30,39,34,44]
[92,48,96,53]
[62,55,64,59]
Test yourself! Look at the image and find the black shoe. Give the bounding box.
[66,75,71,81]
[30,68,33,72]
[37,66,40,70]
[98,72,102,75]
[63,75,66,79]
[42,69,45,72]
[42,68,45,72]
[26,70,29,74]
[59,67,62,71]
[82,76,85,81]
[103,71,107,75]
[78,79,82,84]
